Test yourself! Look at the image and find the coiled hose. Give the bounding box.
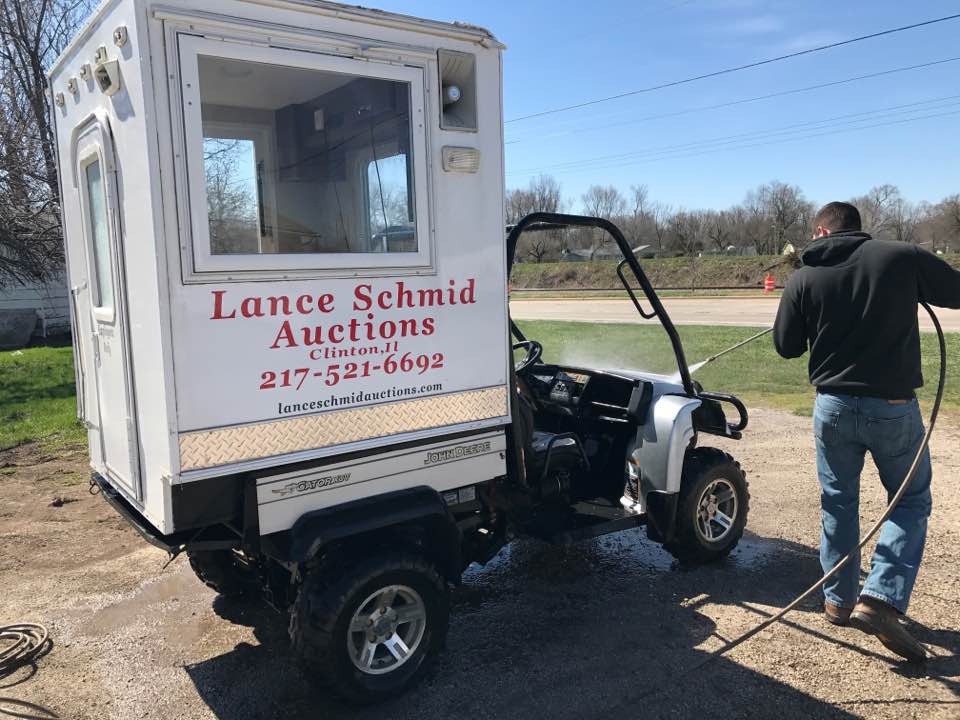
[1,623,53,719]
[0,624,49,680]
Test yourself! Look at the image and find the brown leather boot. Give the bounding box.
[824,601,852,626]
[849,596,927,663]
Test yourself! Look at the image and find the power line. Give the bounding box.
[504,56,960,145]
[507,109,960,177]
[506,101,960,177]
[505,13,960,124]
[508,94,960,174]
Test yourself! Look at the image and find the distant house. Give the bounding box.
[560,249,590,262]
[0,275,70,342]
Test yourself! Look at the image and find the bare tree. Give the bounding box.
[669,210,706,256]
[650,202,672,255]
[506,174,564,262]
[938,194,960,243]
[204,139,258,254]
[0,0,93,286]
[623,183,651,246]
[705,210,731,253]
[890,197,925,244]
[744,181,812,254]
[919,194,960,253]
[851,184,900,239]
[581,184,626,220]
[581,184,626,258]
[506,173,563,224]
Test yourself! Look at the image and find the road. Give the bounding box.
[510,296,960,332]
[4,408,960,719]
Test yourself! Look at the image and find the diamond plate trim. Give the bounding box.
[179,386,508,471]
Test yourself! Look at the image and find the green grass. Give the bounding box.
[515,321,960,416]
[511,289,780,300]
[0,345,85,451]
[510,254,960,292]
[2,323,957,454]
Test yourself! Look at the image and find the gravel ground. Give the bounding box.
[2,407,959,719]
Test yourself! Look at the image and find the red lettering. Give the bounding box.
[353,284,372,311]
[270,320,297,349]
[317,293,335,313]
[398,318,418,337]
[210,290,236,320]
[301,326,324,346]
[396,281,414,308]
[241,297,264,318]
[460,278,476,305]
[296,294,313,314]
[377,289,393,310]
[421,317,436,336]
[328,324,345,343]
[347,317,362,342]
[267,296,291,316]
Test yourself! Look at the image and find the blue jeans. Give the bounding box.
[814,393,932,614]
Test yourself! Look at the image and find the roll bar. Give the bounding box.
[506,212,696,397]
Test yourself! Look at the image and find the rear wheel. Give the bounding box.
[665,448,748,564]
[289,552,448,703]
[187,549,250,597]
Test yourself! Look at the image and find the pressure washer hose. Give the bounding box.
[0,623,48,680]
[699,301,946,666]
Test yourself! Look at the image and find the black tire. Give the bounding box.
[289,553,449,704]
[664,447,749,565]
[187,549,249,597]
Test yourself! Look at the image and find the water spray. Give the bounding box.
[669,327,774,382]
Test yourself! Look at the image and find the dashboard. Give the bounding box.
[525,365,648,425]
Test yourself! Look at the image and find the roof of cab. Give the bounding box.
[50,0,503,79]
[289,0,503,46]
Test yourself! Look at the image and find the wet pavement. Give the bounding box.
[182,532,859,720]
[5,407,960,719]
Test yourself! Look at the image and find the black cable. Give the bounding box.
[509,94,960,175]
[505,56,960,145]
[508,105,960,177]
[506,13,960,123]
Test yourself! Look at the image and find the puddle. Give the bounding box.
[83,570,198,636]
[456,529,789,611]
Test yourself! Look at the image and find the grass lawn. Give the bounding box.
[2,323,957,452]
[0,345,85,451]
[515,320,960,417]
[510,289,781,300]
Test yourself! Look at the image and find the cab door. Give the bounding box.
[73,115,141,499]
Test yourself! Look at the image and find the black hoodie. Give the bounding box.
[773,231,960,399]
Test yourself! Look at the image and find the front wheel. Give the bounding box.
[289,553,449,704]
[665,448,749,565]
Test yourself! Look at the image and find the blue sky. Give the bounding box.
[371,0,959,212]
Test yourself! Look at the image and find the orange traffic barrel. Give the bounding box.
[764,275,776,293]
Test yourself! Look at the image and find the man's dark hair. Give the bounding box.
[813,201,862,233]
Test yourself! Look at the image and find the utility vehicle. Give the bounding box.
[51,0,749,702]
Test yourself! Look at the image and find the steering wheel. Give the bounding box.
[513,340,543,374]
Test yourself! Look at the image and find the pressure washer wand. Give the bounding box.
[689,327,774,374]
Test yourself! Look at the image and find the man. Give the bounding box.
[773,201,960,663]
